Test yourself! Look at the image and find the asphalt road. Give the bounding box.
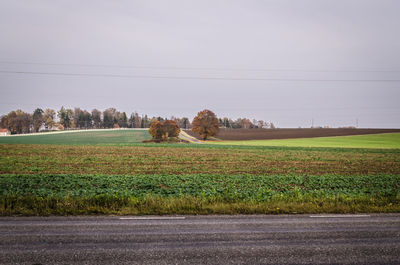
[1,214,399,265]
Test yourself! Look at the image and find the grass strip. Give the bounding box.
[1,194,399,216]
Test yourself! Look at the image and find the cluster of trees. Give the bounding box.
[57,107,156,130]
[149,120,180,141]
[218,117,274,129]
[189,110,275,140]
[0,109,57,134]
[0,107,193,134]
[148,109,219,141]
[1,106,272,135]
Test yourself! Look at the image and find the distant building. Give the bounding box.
[0,128,10,136]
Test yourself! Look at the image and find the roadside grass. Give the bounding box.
[209,133,400,149]
[1,174,399,215]
[2,195,399,216]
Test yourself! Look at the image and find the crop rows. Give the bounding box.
[2,174,399,199]
[1,144,400,176]
[1,143,400,215]
[1,173,399,215]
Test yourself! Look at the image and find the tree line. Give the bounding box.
[0,106,272,134]
[218,117,274,129]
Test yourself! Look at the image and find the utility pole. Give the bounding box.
[356,118,358,128]
[311,118,314,128]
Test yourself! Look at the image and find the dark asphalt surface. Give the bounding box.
[1,214,399,265]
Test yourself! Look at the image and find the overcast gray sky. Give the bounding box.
[0,0,399,128]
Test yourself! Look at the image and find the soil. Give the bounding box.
[184,128,400,141]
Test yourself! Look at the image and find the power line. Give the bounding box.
[1,101,399,113]
[0,60,399,73]
[1,70,400,82]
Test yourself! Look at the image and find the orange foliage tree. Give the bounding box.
[162,120,180,138]
[149,121,163,140]
[192,109,219,140]
[149,120,180,140]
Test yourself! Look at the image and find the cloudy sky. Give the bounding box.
[0,0,399,128]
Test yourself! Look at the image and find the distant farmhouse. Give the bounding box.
[0,128,10,136]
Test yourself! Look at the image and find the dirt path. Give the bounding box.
[179,131,203,143]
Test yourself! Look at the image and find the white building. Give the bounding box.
[0,128,10,136]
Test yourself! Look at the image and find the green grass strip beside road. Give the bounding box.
[209,133,400,149]
[1,174,399,215]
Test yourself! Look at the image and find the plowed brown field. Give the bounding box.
[185,128,400,141]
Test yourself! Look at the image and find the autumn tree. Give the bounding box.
[128,112,141,128]
[19,110,32,133]
[192,109,219,140]
[102,108,114,128]
[0,112,14,133]
[118,112,128,128]
[21,110,32,133]
[72,108,91,129]
[102,108,120,128]
[0,115,8,130]
[43,109,56,130]
[81,110,92,128]
[32,108,44,132]
[2,110,32,134]
[149,120,180,140]
[239,118,252,129]
[73,108,82,128]
[5,111,18,133]
[91,109,102,128]
[149,121,163,140]
[162,120,180,138]
[142,115,150,128]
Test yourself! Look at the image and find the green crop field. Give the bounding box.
[0,129,151,145]
[1,130,400,215]
[1,173,399,215]
[1,129,399,149]
[210,133,400,149]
